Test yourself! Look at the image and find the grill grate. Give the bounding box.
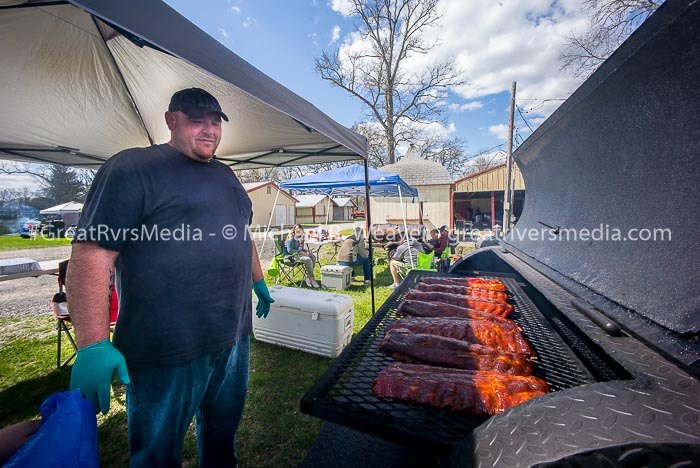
[301,271,597,448]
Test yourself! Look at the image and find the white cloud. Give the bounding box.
[230,6,240,13]
[0,173,37,190]
[449,101,484,112]
[308,32,319,47]
[329,0,355,17]
[334,0,591,125]
[311,0,319,6]
[489,123,509,141]
[219,28,230,39]
[242,16,255,28]
[329,25,341,44]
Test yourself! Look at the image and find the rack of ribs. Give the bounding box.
[420,276,508,292]
[379,328,534,375]
[397,299,512,322]
[405,291,514,317]
[415,283,510,303]
[386,317,533,356]
[372,363,548,416]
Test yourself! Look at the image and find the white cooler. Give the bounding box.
[252,285,354,358]
[320,264,352,290]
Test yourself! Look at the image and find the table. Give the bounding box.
[304,239,343,267]
[0,259,63,282]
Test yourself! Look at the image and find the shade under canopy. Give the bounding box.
[280,164,418,197]
[0,0,366,170]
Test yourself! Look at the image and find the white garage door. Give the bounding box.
[275,205,287,226]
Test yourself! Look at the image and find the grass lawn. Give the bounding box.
[0,244,394,466]
[0,235,71,251]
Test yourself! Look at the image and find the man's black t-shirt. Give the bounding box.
[76,144,253,369]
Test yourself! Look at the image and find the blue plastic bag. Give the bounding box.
[5,390,99,467]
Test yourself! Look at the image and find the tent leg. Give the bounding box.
[364,160,375,316]
[260,188,281,261]
[398,185,413,267]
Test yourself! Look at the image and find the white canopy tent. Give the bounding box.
[39,201,83,215]
[0,0,385,311]
[0,0,366,169]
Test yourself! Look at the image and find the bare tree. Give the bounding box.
[316,0,465,164]
[0,162,93,204]
[464,149,506,174]
[414,135,467,179]
[235,167,279,184]
[561,0,662,77]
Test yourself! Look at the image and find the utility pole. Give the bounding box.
[503,81,516,236]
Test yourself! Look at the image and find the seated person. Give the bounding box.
[389,237,424,289]
[433,225,449,256]
[337,227,371,284]
[421,229,440,251]
[286,224,319,288]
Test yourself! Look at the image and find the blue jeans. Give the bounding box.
[126,335,250,467]
[338,256,371,280]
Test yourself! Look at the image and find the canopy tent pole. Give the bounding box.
[259,187,281,261]
[417,192,423,227]
[398,185,414,267]
[324,191,332,233]
[364,159,375,315]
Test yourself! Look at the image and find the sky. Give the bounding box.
[161,0,591,155]
[2,0,593,190]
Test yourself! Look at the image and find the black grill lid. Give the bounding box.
[504,0,700,336]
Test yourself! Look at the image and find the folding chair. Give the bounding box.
[397,251,436,280]
[50,260,119,369]
[272,235,306,287]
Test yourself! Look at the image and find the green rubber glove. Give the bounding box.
[253,280,275,318]
[69,339,130,415]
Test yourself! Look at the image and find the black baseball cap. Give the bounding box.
[168,87,229,122]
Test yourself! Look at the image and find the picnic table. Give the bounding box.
[0,258,63,282]
[304,238,343,268]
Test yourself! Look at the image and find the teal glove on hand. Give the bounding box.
[253,280,275,319]
[69,339,130,415]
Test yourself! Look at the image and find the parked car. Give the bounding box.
[18,219,41,238]
[351,209,365,219]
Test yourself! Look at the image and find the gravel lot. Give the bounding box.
[0,246,71,320]
[0,239,278,320]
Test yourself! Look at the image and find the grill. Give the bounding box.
[301,3,700,464]
[301,271,603,448]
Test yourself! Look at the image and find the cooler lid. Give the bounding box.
[504,0,700,336]
[268,286,353,317]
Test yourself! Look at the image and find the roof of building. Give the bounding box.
[453,163,506,184]
[241,181,298,202]
[379,145,453,186]
[242,181,270,192]
[295,194,334,208]
[332,197,355,207]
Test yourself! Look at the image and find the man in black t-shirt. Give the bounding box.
[66,88,274,466]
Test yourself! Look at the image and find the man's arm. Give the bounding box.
[251,240,264,283]
[66,241,129,415]
[66,242,119,348]
[251,240,274,318]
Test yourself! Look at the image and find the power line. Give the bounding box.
[514,98,566,102]
[516,105,534,133]
[466,143,504,160]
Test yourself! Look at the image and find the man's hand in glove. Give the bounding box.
[69,339,130,414]
[253,280,275,318]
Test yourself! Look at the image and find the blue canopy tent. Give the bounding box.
[279,164,418,197]
[261,164,420,271]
